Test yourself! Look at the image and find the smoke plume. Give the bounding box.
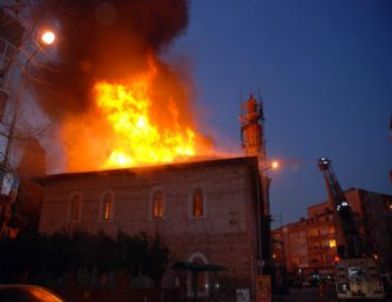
[24,0,218,172]
[31,0,189,119]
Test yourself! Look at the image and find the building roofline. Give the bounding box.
[307,201,329,210]
[271,218,309,232]
[308,187,392,211]
[274,187,392,232]
[308,187,361,210]
[36,156,259,184]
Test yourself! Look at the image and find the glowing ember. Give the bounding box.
[95,70,196,169]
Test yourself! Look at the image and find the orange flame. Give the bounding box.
[95,76,196,168]
[60,59,211,172]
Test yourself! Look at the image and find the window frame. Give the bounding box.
[149,188,166,220]
[100,191,115,222]
[189,187,207,219]
[68,193,82,223]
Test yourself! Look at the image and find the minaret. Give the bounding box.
[240,94,266,161]
[241,93,273,274]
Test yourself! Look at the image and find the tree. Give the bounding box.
[0,229,170,285]
[0,2,57,238]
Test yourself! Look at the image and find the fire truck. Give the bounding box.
[318,157,384,300]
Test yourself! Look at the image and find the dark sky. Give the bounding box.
[172,0,392,225]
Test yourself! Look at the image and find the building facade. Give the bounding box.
[272,188,392,280]
[38,157,263,299]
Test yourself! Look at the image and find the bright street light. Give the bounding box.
[261,160,280,172]
[40,30,56,45]
[271,160,279,170]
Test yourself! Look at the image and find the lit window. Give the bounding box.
[152,191,164,219]
[329,239,336,248]
[193,189,204,218]
[102,193,113,221]
[69,195,80,222]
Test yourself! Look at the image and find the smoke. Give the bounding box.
[30,0,190,119]
[24,0,218,172]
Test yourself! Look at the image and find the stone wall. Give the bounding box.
[39,157,261,296]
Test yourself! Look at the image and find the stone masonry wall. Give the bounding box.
[39,158,260,292]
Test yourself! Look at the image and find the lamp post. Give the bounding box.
[254,160,280,302]
[260,160,279,227]
[23,30,56,68]
[259,160,279,173]
[257,160,279,275]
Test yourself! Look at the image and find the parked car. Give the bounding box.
[0,284,65,302]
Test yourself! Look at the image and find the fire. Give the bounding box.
[94,67,196,169]
[60,59,218,172]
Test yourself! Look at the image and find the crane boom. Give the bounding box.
[317,157,364,258]
[317,157,384,300]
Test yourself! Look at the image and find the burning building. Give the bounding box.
[38,156,263,298]
[12,0,275,299]
[36,89,271,299]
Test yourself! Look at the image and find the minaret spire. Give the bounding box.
[240,93,266,161]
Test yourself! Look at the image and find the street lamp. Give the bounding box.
[0,26,56,189]
[258,159,280,276]
[40,30,56,46]
[271,160,279,170]
[261,159,280,173]
[23,29,56,67]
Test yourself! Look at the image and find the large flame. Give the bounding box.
[60,59,212,172]
[95,74,196,169]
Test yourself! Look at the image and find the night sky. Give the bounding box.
[172,0,392,226]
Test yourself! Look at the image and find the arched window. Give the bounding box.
[193,188,204,218]
[69,194,81,222]
[102,192,114,221]
[152,190,164,219]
